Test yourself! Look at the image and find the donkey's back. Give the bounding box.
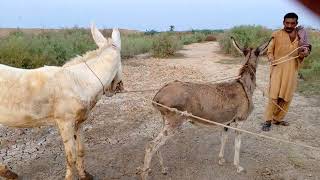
[0,65,62,127]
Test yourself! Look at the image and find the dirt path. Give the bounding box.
[1,42,320,180]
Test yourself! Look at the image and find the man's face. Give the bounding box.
[283,18,298,33]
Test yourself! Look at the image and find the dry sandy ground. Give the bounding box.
[1,42,320,180]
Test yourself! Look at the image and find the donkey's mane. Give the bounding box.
[237,50,257,77]
[63,38,113,67]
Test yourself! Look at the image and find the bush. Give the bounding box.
[191,29,224,35]
[179,32,206,45]
[299,31,320,81]
[121,34,153,59]
[151,33,183,58]
[144,29,159,36]
[0,28,96,68]
[218,25,272,56]
[205,35,217,41]
[0,29,156,67]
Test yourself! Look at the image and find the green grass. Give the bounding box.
[121,34,153,59]
[299,31,320,80]
[0,28,214,68]
[0,28,96,68]
[297,31,320,96]
[218,25,272,56]
[179,32,206,45]
[151,32,183,58]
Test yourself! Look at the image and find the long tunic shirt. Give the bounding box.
[267,29,300,102]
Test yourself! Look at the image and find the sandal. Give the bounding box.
[273,121,289,126]
[262,121,272,131]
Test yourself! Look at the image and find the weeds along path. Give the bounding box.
[1,42,320,180]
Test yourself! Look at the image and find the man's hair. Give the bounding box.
[284,12,299,21]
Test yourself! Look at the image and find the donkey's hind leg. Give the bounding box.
[0,164,18,179]
[139,124,175,180]
[138,114,183,180]
[155,116,170,175]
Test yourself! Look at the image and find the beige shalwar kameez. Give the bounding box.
[264,29,303,122]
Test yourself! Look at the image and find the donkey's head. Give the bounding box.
[231,37,273,92]
[91,23,124,95]
[231,36,272,67]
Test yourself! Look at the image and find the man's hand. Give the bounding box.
[299,53,305,59]
[299,47,309,58]
[268,56,274,64]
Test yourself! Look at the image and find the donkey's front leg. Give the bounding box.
[75,126,93,180]
[233,122,245,173]
[57,120,77,180]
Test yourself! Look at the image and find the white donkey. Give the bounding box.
[0,24,123,180]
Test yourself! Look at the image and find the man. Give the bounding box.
[262,12,312,131]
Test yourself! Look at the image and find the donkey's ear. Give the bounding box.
[258,37,273,55]
[91,23,108,48]
[231,36,245,55]
[112,28,121,50]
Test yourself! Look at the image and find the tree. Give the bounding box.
[169,25,175,32]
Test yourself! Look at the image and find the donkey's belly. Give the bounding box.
[0,107,54,128]
[191,108,237,124]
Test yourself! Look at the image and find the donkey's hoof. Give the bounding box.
[218,158,226,165]
[137,167,151,180]
[136,167,151,175]
[161,167,169,175]
[79,171,94,180]
[236,166,246,173]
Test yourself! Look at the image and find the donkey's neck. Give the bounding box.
[66,48,120,100]
[238,62,257,97]
[86,49,120,86]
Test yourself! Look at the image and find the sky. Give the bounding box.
[0,0,319,31]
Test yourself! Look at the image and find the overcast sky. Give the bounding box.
[0,0,319,31]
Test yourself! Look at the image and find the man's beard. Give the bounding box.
[285,27,294,33]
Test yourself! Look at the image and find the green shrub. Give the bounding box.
[0,29,156,68]
[144,29,159,36]
[299,31,320,81]
[121,34,153,59]
[218,25,272,56]
[151,33,183,58]
[179,32,206,45]
[0,28,96,68]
